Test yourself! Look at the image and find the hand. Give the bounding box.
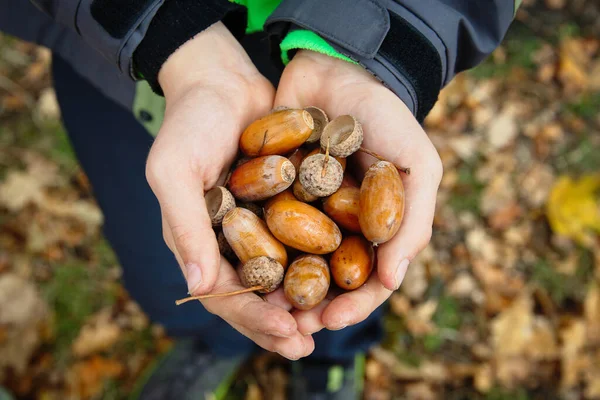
[274,50,443,334]
[145,23,314,359]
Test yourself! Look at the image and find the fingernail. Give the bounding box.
[185,263,203,294]
[394,259,410,290]
[330,324,347,331]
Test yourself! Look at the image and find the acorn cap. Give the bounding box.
[240,256,284,293]
[299,154,344,197]
[206,186,236,226]
[304,106,329,144]
[217,230,238,264]
[320,115,363,158]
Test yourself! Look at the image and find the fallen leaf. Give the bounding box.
[519,163,555,209]
[0,170,46,212]
[36,88,60,120]
[491,292,534,357]
[560,319,587,389]
[488,202,523,230]
[72,319,121,357]
[585,283,600,344]
[486,109,519,150]
[480,174,516,217]
[0,274,48,380]
[546,174,600,247]
[558,38,590,91]
[405,382,437,400]
[66,356,123,399]
[474,363,493,393]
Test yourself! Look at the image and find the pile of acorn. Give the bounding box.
[176,107,407,311]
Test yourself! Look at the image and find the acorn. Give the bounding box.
[287,147,309,173]
[222,207,288,267]
[228,155,295,202]
[265,199,342,254]
[284,254,330,310]
[293,179,319,203]
[238,202,263,219]
[206,186,236,226]
[359,161,405,245]
[322,186,361,232]
[217,230,238,264]
[240,109,314,156]
[299,154,344,197]
[264,189,297,212]
[304,106,329,144]
[239,256,284,293]
[330,236,374,290]
[320,115,363,158]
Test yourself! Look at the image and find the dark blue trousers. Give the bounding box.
[51,36,383,362]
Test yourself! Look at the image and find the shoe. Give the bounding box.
[288,353,366,400]
[130,339,246,400]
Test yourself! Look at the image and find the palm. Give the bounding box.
[275,51,443,333]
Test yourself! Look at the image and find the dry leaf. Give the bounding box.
[66,356,123,399]
[585,283,600,344]
[0,170,46,212]
[72,320,121,358]
[560,319,587,389]
[480,174,516,217]
[486,109,519,150]
[0,274,48,380]
[474,363,493,393]
[491,292,534,357]
[558,38,590,91]
[546,174,600,247]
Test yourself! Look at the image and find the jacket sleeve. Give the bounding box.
[28,0,244,92]
[265,0,516,122]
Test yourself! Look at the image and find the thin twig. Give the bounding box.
[358,147,411,175]
[175,286,264,305]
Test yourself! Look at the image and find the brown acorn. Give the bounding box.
[322,186,361,232]
[304,106,329,144]
[240,109,314,156]
[206,186,236,226]
[239,256,284,293]
[284,254,330,310]
[287,147,309,173]
[299,154,344,197]
[222,207,288,267]
[264,189,297,212]
[228,155,295,202]
[265,199,342,254]
[330,236,374,290]
[293,179,319,203]
[359,161,405,245]
[320,115,363,158]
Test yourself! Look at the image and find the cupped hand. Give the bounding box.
[145,23,313,359]
[274,50,443,334]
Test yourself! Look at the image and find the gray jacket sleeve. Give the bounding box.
[26,0,243,90]
[265,0,516,122]
[29,0,165,77]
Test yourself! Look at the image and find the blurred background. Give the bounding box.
[0,0,599,399]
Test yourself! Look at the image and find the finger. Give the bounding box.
[263,287,294,312]
[231,321,315,360]
[292,298,330,335]
[201,258,298,338]
[321,272,391,330]
[151,168,221,295]
[351,105,442,291]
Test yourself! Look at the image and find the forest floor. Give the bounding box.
[0,1,599,399]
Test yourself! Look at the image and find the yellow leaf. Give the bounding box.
[546,174,600,247]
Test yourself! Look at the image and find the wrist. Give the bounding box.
[158,22,255,102]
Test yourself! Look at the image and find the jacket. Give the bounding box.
[1,0,518,136]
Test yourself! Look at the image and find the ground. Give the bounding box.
[0,1,599,399]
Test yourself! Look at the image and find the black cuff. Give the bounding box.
[133,0,246,95]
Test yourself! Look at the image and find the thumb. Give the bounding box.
[152,169,221,295]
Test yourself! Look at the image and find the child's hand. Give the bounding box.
[274,50,443,333]
[145,23,314,360]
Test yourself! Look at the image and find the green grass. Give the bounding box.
[485,386,530,400]
[448,163,485,214]
[530,249,595,305]
[42,260,117,365]
[565,92,600,120]
[470,25,542,80]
